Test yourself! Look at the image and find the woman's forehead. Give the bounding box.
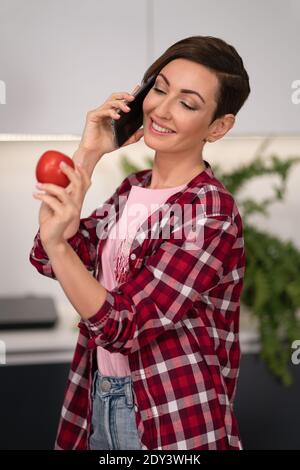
[160,59,219,101]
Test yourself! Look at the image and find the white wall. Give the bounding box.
[0,0,299,135]
[0,136,300,306]
[152,0,300,135]
[0,0,299,318]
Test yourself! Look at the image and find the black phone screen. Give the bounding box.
[111,74,157,148]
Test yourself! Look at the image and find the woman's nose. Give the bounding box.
[154,99,173,119]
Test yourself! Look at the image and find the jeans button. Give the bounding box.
[101,379,111,392]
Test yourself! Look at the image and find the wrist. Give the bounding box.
[44,239,68,258]
[73,146,104,178]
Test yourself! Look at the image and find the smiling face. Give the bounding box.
[142,58,222,155]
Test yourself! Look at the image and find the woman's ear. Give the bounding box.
[207,114,235,143]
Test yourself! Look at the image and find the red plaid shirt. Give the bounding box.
[29,160,245,450]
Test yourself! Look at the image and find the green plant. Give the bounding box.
[119,151,300,385]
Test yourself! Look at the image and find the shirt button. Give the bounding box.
[130,253,136,260]
[101,379,112,392]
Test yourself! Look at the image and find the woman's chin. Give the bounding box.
[143,133,171,151]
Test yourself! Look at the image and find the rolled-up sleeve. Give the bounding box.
[82,215,240,355]
[29,221,99,279]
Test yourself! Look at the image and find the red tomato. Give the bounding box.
[36,150,75,188]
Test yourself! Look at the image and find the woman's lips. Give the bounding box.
[149,118,176,136]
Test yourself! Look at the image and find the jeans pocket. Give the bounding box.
[125,383,134,409]
[114,395,131,411]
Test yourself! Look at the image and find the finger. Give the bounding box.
[130,84,141,95]
[91,92,135,114]
[33,192,63,213]
[131,129,144,144]
[60,162,81,186]
[66,164,89,199]
[65,169,80,194]
[87,102,130,122]
[76,164,91,189]
[122,127,144,147]
[110,92,136,101]
[109,99,132,113]
[135,127,144,140]
[112,85,139,102]
[35,183,71,204]
[65,184,72,194]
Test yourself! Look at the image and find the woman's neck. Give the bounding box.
[147,156,206,189]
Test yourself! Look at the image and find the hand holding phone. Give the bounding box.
[111,74,157,148]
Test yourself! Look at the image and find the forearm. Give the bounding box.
[46,241,107,320]
[72,146,104,179]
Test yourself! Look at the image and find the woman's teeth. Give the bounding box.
[151,119,175,134]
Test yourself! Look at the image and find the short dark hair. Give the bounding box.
[142,35,251,124]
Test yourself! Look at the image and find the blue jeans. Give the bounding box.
[89,370,142,450]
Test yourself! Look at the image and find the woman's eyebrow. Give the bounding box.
[157,72,206,104]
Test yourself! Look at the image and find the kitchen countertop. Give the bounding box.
[0,302,79,366]
[0,303,260,366]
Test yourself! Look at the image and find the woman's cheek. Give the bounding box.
[142,94,152,114]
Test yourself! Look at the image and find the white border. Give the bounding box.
[0,133,300,142]
[0,134,81,141]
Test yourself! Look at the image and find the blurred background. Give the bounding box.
[0,0,300,449]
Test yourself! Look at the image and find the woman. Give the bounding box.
[30,35,250,450]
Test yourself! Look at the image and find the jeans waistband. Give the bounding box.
[93,370,134,407]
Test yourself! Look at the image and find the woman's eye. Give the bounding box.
[182,102,196,111]
[153,87,196,111]
[153,87,165,94]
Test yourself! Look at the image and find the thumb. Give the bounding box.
[122,127,144,147]
[131,84,141,95]
[134,127,144,141]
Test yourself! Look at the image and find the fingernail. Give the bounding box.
[36,182,43,188]
[131,84,140,94]
[60,161,66,168]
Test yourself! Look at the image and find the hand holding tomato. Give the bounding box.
[33,152,92,251]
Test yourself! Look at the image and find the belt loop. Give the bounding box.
[125,381,134,408]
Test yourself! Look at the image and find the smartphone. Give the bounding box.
[111,74,157,148]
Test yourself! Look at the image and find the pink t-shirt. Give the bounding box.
[97,182,186,376]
